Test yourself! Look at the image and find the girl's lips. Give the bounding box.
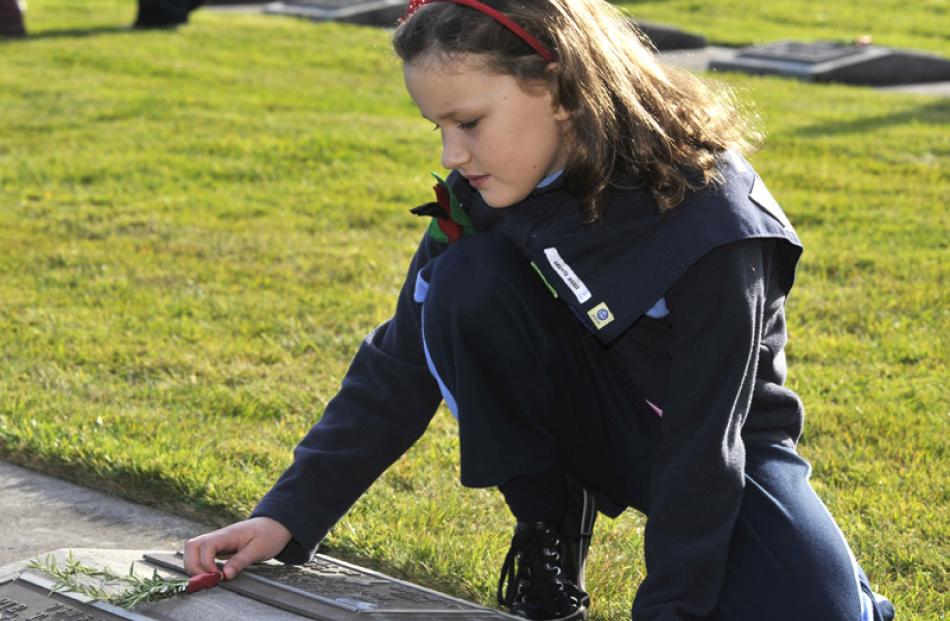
[466,174,489,188]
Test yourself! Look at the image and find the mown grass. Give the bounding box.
[618,0,950,56]
[1,2,948,620]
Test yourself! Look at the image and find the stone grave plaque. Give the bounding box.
[710,40,950,85]
[0,573,141,621]
[270,0,367,10]
[145,552,517,620]
[739,40,865,65]
[263,0,406,27]
[2,549,517,621]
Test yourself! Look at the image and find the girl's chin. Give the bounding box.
[481,195,519,209]
[477,187,531,210]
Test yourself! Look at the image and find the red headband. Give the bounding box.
[403,0,556,62]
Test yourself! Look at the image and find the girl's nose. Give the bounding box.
[440,132,470,170]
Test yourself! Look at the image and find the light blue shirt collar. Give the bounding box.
[537,170,564,188]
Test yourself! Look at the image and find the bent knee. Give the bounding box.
[425,233,537,319]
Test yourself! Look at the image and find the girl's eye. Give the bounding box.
[429,119,478,131]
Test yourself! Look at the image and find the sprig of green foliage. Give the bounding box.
[29,552,190,609]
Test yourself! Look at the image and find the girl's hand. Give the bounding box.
[183,517,292,580]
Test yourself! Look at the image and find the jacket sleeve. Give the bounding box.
[250,232,445,563]
[632,239,769,621]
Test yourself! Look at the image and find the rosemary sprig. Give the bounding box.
[28,552,194,609]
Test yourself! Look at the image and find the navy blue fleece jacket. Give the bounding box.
[251,153,804,621]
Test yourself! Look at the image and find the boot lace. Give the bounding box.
[496,524,582,618]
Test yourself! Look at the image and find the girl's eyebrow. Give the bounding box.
[421,107,476,122]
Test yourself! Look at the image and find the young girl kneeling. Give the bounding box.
[184,1,894,619]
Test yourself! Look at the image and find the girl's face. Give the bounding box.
[404,54,571,208]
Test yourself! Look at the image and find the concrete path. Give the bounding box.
[0,461,209,567]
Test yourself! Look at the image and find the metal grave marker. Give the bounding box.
[0,573,142,621]
[145,552,515,620]
[1,549,518,621]
[263,0,406,27]
[710,40,950,85]
[0,548,524,621]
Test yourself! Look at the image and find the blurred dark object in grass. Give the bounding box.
[134,0,204,29]
[0,0,26,37]
[634,19,706,51]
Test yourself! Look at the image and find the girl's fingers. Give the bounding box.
[182,537,203,575]
[183,517,291,578]
[199,536,223,574]
[183,535,211,575]
[221,544,259,580]
[183,529,238,575]
[222,519,292,580]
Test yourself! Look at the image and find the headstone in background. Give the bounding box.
[258,0,707,51]
[633,20,707,51]
[134,0,205,28]
[709,40,950,85]
[0,548,520,621]
[0,0,26,36]
[263,0,406,28]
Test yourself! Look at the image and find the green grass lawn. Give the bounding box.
[618,0,950,56]
[1,2,948,619]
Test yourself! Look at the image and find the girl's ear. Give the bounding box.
[545,62,571,122]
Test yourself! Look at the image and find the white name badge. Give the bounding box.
[543,247,592,303]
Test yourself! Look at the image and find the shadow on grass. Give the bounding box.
[11,25,149,41]
[794,99,950,137]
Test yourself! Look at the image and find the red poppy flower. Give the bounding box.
[186,571,223,594]
[433,182,463,242]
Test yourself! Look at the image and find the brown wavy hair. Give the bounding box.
[393,0,761,221]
